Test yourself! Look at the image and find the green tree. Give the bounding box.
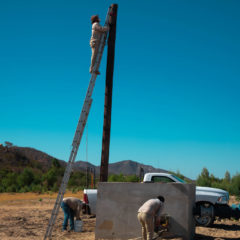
[108,173,125,182]
[68,172,86,188]
[108,173,139,182]
[2,172,18,192]
[44,168,58,189]
[230,173,240,196]
[224,171,231,183]
[17,168,35,188]
[196,167,211,187]
[31,184,43,193]
[43,159,64,191]
[125,175,139,182]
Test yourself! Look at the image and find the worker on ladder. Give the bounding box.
[44,8,111,240]
[89,15,109,75]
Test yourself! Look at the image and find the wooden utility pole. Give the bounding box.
[100,4,118,182]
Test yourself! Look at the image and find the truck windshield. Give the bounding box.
[172,175,186,183]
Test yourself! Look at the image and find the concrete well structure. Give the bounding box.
[95,182,195,240]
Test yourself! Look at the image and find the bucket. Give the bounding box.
[74,220,83,232]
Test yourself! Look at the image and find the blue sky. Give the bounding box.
[0,0,239,179]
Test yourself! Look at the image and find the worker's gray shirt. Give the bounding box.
[138,199,163,218]
[63,197,83,219]
[90,22,108,44]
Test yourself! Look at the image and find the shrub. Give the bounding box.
[108,173,139,182]
[2,172,18,189]
[44,169,57,189]
[68,171,86,188]
[19,186,30,193]
[51,183,59,192]
[125,175,139,182]
[17,168,34,187]
[6,184,18,193]
[108,173,125,182]
[31,184,43,193]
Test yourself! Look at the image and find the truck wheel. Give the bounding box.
[194,203,214,227]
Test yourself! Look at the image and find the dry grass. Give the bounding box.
[0,192,239,240]
[0,191,83,202]
[0,191,93,240]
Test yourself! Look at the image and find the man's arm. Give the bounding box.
[155,203,163,224]
[75,200,83,220]
[93,23,109,32]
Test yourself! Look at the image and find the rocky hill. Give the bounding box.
[0,145,167,176]
[0,145,66,171]
[73,160,167,176]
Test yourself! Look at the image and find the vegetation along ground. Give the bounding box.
[0,192,240,240]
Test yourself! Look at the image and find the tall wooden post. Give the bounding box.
[100,4,118,182]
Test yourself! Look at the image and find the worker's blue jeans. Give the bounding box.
[61,201,74,230]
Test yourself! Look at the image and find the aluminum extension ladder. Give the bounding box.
[43,7,110,240]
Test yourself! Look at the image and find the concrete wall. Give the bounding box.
[95,182,195,240]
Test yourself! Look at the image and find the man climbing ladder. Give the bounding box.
[90,15,109,75]
[43,7,111,240]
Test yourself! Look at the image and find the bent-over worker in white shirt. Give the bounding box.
[137,196,165,240]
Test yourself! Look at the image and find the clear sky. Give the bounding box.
[1,0,239,179]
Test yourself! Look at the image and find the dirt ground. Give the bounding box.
[0,193,239,240]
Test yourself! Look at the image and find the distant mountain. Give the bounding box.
[0,145,167,176]
[11,146,67,168]
[73,161,97,172]
[107,160,167,175]
[73,160,167,176]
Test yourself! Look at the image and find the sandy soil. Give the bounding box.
[0,193,239,240]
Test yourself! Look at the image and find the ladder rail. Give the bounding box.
[44,100,92,239]
[43,7,111,240]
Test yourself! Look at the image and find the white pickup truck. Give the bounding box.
[83,172,230,227]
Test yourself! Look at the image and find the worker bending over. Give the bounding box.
[137,196,165,240]
[89,15,109,75]
[61,197,86,231]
